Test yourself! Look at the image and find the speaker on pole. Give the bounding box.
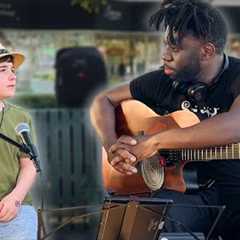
[55,47,107,107]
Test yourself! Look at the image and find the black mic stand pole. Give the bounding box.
[0,132,41,172]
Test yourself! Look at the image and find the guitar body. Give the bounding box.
[102,100,200,195]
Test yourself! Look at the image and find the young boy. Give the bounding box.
[0,44,38,240]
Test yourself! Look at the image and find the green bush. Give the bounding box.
[10,94,58,109]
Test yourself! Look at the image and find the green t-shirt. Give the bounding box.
[0,102,35,205]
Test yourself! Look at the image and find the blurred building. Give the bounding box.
[0,0,240,94]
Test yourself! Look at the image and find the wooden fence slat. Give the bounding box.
[31,110,51,207]
[72,110,85,202]
[48,110,62,206]
[30,108,103,208]
[61,110,73,205]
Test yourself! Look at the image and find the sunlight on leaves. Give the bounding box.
[71,0,107,14]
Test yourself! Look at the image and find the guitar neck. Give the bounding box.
[161,143,240,161]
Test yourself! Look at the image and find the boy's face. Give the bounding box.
[0,60,16,100]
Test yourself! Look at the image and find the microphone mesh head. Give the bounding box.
[15,122,30,135]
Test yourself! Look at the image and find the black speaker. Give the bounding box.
[55,47,107,107]
[159,232,205,240]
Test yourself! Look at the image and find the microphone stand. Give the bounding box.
[0,132,41,172]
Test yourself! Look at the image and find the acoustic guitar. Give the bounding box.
[102,100,240,195]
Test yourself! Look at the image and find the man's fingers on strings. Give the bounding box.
[118,135,137,145]
[109,143,131,153]
[115,161,138,174]
[110,155,122,166]
[111,149,136,165]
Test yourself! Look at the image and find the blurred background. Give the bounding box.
[1,0,240,239]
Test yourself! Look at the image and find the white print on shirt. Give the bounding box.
[181,100,220,118]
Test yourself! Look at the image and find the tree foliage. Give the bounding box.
[71,0,107,14]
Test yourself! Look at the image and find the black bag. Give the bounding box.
[55,47,107,107]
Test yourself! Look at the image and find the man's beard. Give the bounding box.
[174,57,201,83]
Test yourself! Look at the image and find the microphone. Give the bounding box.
[15,123,41,172]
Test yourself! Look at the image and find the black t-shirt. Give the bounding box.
[129,56,240,199]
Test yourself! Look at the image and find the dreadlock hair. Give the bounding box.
[149,0,228,54]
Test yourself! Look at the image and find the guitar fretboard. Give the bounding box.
[160,143,240,162]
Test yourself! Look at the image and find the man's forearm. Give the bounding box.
[151,111,240,150]
[90,95,118,150]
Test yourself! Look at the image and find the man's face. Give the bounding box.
[0,60,16,100]
[162,33,203,82]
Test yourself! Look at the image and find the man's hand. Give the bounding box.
[0,193,21,222]
[108,135,138,175]
[130,134,158,161]
[110,134,157,162]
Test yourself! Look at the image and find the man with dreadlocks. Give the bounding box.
[90,0,240,239]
